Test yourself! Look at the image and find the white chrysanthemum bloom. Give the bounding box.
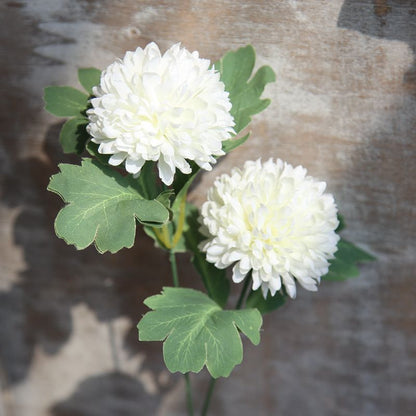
[87,42,235,185]
[199,159,340,299]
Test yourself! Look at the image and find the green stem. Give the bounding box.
[201,273,252,415]
[185,373,194,416]
[169,250,193,415]
[235,272,252,310]
[169,250,179,287]
[201,377,216,416]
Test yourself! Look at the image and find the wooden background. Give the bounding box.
[1,0,415,415]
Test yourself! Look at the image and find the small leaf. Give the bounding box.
[47,159,171,253]
[138,287,262,378]
[59,117,89,154]
[336,213,345,232]
[323,238,376,281]
[78,67,101,94]
[246,289,286,315]
[44,86,89,117]
[215,45,276,135]
[184,205,230,307]
[222,133,250,154]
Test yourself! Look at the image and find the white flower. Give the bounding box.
[199,159,339,299]
[87,42,234,185]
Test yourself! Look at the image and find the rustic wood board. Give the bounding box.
[0,0,415,415]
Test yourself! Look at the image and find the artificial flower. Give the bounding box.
[87,42,234,185]
[199,158,339,298]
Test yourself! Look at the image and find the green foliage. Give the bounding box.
[44,86,89,117]
[143,171,195,252]
[59,117,89,154]
[47,159,171,253]
[138,287,262,378]
[215,45,276,136]
[222,133,250,154]
[44,68,101,155]
[246,289,286,315]
[85,141,110,164]
[336,213,345,232]
[78,67,101,94]
[323,238,375,281]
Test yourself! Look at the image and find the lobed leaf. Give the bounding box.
[215,45,276,136]
[47,159,171,253]
[44,86,89,117]
[138,287,262,378]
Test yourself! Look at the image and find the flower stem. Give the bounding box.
[169,250,180,287]
[201,377,216,416]
[201,273,252,415]
[235,272,251,310]
[185,373,194,416]
[168,250,193,415]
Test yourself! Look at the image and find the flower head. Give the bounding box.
[199,159,339,298]
[87,42,234,185]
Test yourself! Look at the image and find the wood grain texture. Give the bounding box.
[0,0,415,415]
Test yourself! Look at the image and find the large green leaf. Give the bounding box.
[246,289,286,315]
[215,45,276,135]
[59,117,89,154]
[323,238,375,281]
[47,159,171,253]
[78,67,101,94]
[44,86,89,117]
[184,205,230,307]
[138,287,262,378]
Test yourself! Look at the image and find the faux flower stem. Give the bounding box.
[201,377,216,416]
[201,273,252,415]
[169,250,180,288]
[168,250,194,415]
[185,373,194,416]
[235,272,252,310]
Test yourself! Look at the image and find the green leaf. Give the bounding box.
[47,158,171,253]
[323,238,376,281]
[336,213,345,232]
[85,141,111,165]
[222,133,250,154]
[44,86,89,117]
[138,287,262,378]
[59,117,89,154]
[135,162,163,200]
[184,205,230,307]
[214,45,276,135]
[246,289,286,315]
[78,67,101,94]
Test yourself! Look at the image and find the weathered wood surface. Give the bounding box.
[0,0,415,415]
